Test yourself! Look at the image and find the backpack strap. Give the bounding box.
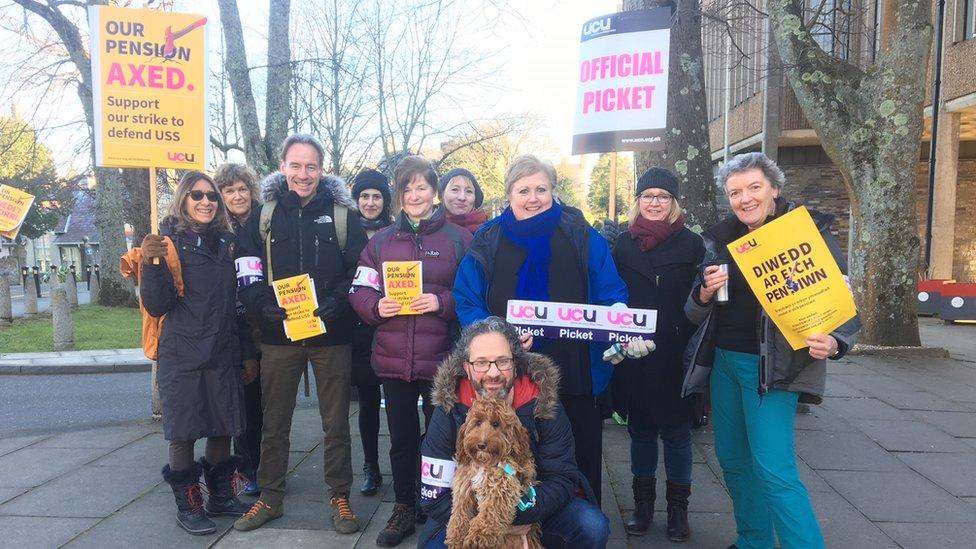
[334,203,347,251]
[259,200,277,285]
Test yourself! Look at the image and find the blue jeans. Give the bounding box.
[711,348,824,549]
[421,498,609,549]
[628,419,693,484]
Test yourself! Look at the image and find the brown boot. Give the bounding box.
[376,502,416,546]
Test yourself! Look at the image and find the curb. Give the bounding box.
[0,360,151,375]
[849,345,950,359]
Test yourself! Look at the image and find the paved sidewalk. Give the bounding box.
[0,319,974,547]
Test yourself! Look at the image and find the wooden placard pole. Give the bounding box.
[149,167,160,264]
[608,152,617,222]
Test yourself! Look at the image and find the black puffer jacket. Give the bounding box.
[418,351,596,548]
[141,220,245,441]
[235,174,368,347]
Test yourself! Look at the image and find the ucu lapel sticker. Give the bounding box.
[425,249,440,257]
[314,215,333,224]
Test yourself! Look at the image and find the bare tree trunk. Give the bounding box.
[217,0,272,171]
[265,0,292,164]
[768,0,931,345]
[625,0,717,231]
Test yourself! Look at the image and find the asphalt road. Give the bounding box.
[0,371,323,438]
[8,285,92,317]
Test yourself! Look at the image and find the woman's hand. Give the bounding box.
[409,293,440,314]
[241,359,259,384]
[806,334,839,360]
[377,296,402,318]
[141,234,168,264]
[698,264,729,303]
[518,332,533,350]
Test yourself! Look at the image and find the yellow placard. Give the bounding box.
[727,206,857,350]
[0,184,36,240]
[89,6,208,170]
[272,274,326,342]
[383,261,423,315]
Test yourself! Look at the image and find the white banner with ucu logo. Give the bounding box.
[420,456,457,502]
[506,299,657,343]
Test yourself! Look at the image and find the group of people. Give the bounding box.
[141,132,859,549]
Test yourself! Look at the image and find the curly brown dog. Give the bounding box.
[446,396,543,549]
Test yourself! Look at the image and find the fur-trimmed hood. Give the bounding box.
[430,350,561,420]
[260,172,358,210]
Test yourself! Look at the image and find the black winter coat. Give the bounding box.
[235,174,368,347]
[141,222,245,441]
[611,226,704,426]
[350,218,391,387]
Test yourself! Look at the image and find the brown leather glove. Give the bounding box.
[141,234,169,264]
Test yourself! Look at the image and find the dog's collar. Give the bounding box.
[497,462,537,511]
[497,462,517,476]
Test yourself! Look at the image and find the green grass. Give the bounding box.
[0,305,142,353]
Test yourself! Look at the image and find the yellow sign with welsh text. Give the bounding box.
[383,261,423,315]
[0,184,35,240]
[727,206,856,350]
[273,273,326,342]
[89,5,208,170]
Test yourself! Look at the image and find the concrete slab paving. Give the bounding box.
[897,452,976,497]
[33,424,155,450]
[0,447,106,488]
[819,396,906,420]
[851,418,973,452]
[911,409,976,437]
[216,527,357,548]
[809,490,898,548]
[0,463,160,518]
[794,430,909,472]
[0,516,99,548]
[877,521,976,549]
[820,470,976,523]
[0,434,48,457]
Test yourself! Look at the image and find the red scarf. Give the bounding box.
[628,214,684,252]
[446,209,489,234]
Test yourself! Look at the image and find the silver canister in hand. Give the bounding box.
[714,262,730,305]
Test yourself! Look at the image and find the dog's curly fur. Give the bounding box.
[446,396,542,549]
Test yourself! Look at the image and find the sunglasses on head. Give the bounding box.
[187,190,219,202]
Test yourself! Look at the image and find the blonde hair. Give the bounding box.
[504,154,556,196]
[167,171,233,234]
[627,196,683,224]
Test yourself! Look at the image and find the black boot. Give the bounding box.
[162,463,215,535]
[200,456,252,517]
[625,476,655,535]
[360,461,382,496]
[376,502,416,547]
[666,480,691,542]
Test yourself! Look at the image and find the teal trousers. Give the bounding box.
[711,348,824,549]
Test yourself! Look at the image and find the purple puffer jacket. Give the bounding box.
[349,207,472,382]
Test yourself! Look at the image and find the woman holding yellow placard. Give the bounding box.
[681,152,860,549]
[141,171,249,535]
[349,156,472,547]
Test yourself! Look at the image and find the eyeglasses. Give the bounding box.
[465,357,515,373]
[639,193,673,204]
[188,190,219,202]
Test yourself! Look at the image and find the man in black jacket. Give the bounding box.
[418,317,609,548]
[232,134,368,535]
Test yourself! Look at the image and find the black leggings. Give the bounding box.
[169,436,231,471]
[356,383,382,466]
[382,378,433,504]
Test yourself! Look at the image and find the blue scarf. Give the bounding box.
[499,202,563,301]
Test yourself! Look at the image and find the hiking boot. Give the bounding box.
[200,456,251,517]
[162,463,215,536]
[361,461,382,496]
[625,476,655,536]
[376,502,415,546]
[330,493,360,534]
[666,481,691,542]
[233,499,283,531]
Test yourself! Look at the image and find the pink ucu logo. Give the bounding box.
[606,311,650,327]
[367,271,381,286]
[736,239,759,253]
[509,304,549,320]
[557,307,596,323]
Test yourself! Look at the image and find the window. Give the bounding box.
[962,0,976,41]
[811,0,836,54]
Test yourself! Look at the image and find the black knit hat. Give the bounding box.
[636,167,679,198]
[352,169,392,204]
[437,168,484,209]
